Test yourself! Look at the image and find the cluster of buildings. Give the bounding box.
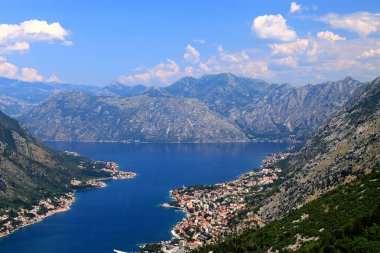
[0,193,74,238]
[152,151,295,252]
[261,151,294,168]
[101,161,137,180]
[169,168,280,249]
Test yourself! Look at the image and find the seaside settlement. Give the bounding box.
[141,151,294,253]
[0,154,136,238]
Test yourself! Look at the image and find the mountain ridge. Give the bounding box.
[19,89,249,143]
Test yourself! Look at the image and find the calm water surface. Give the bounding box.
[0,142,290,253]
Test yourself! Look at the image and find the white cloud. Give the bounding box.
[0,61,18,79]
[0,58,60,82]
[119,59,180,85]
[184,44,201,64]
[358,48,380,59]
[271,56,298,68]
[0,19,70,54]
[317,31,346,41]
[290,2,301,14]
[46,74,61,83]
[321,12,380,36]
[252,14,297,42]
[19,67,44,82]
[270,39,310,56]
[0,41,30,54]
[0,20,71,83]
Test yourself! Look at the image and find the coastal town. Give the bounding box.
[141,151,294,252]
[0,158,136,239]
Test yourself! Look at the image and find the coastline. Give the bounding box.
[0,163,136,239]
[142,151,294,252]
[0,193,76,239]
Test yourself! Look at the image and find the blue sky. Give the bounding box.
[0,0,380,86]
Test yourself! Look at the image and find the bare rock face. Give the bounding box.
[19,88,249,143]
[166,74,366,140]
[258,77,380,221]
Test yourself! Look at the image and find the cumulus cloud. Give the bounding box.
[184,44,201,64]
[19,67,44,82]
[119,10,380,86]
[271,56,298,68]
[0,41,30,54]
[46,74,61,83]
[0,58,60,82]
[0,19,69,82]
[118,46,272,85]
[321,12,380,36]
[0,61,18,79]
[290,2,301,14]
[358,48,380,59]
[119,59,180,85]
[252,14,297,42]
[317,31,346,41]
[0,19,70,54]
[270,39,310,56]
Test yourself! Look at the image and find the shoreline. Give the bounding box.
[0,193,76,239]
[141,151,294,252]
[0,164,136,239]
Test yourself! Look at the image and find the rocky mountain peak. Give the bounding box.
[142,87,171,98]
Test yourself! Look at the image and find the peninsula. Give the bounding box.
[0,159,136,238]
[144,151,293,252]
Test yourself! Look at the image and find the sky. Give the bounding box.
[1,0,380,86]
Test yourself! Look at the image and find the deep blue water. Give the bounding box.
[0,142,290,253]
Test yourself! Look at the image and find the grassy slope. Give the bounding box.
[194,167,380,253]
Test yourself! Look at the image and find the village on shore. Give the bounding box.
[141,151,294,253]
[0,158,136,239]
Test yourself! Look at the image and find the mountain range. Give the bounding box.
[0,77,148,116]
[18,88,248,142]
[16,73,366,142]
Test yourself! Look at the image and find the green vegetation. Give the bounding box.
[194,168,380,253]
[0,109,113,211]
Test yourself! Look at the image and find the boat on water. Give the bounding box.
[113,249,127,253]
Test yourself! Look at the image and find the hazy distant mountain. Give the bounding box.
[0,77,98,116]
[93,82,148,97]
[166,73,274,114]
[19,88,249,142]
[166,74,367,140]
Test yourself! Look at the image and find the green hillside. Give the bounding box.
[194,167,380,253]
